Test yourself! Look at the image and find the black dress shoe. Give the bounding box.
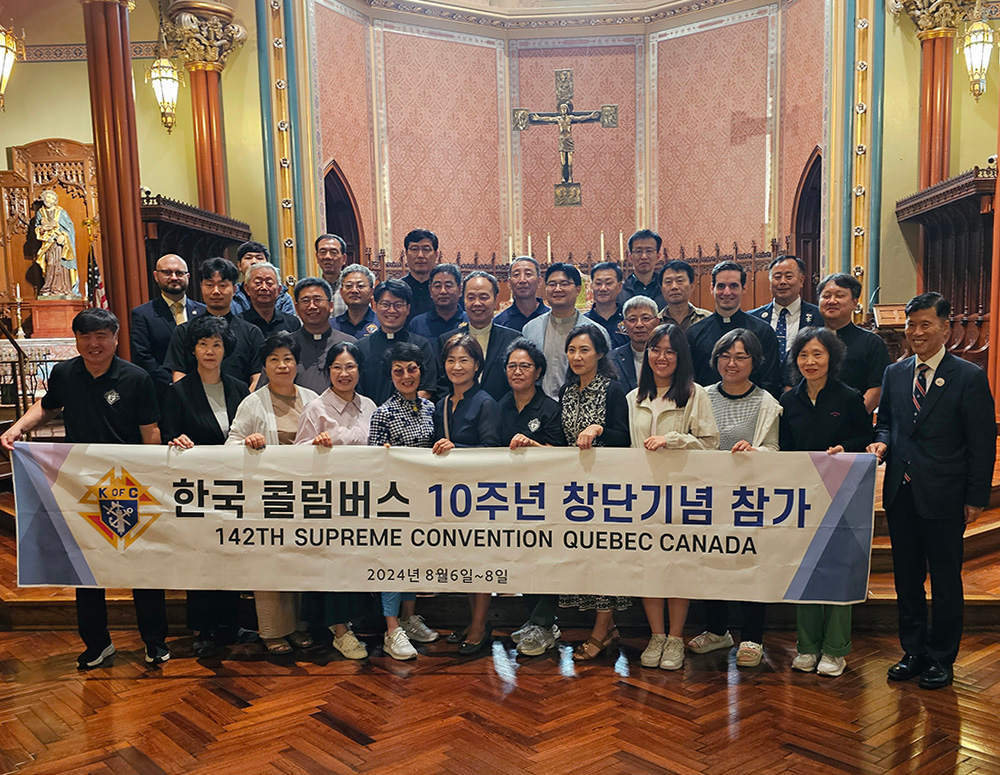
[918,661,954,690]
[887,653,928,681]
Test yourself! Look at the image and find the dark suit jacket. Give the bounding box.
[608,343,639,393]
[874,352,996,520]
[160,371,249,446]
[130,297,206,399]
[438,322,521,402]
[748,299,821,331]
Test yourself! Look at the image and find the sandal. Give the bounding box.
[287,630,314,649]
[446,627,470,644]
[263,637,292,655]
[572,627,619,662]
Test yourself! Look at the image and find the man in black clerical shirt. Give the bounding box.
[818,272,890,414]
[494,256,549,332]
[401,228,439,321]
[410,263,466,343]
[280,278,356,394]
[1,309,168,669]
[164,257,264,389]
[356,278,437,404]
[686,260,781,397]
[240,263,302,336]
[332,263,380,338]
[617,229,665,309]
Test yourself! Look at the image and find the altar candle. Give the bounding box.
[527,233,532,257]
[619,230,624,263]
[14,284,20,302]
[509,235,513,259]
[547,233,551,263]
[600,231,605,259]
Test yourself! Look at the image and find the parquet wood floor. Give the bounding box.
[1,628,999,775]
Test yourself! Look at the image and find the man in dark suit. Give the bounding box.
[749,255,820,385]
[439,271,519,402]
[130,254,205,404]
[869,292,996,689]
[609,295,659,392]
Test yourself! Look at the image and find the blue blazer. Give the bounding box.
[874,352,996,520]
[608,343,639,393]
[130,296,206,397]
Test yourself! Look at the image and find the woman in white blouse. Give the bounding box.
[227,332,318,656]
[627,323,719,673]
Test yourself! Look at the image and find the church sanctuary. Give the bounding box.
[2,0,1000,771]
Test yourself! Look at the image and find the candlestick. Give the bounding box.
[546,233,551,263]
[527,233,532,257]
[619,230,624,263]
[600,231,605,260]
[508,235,513,260]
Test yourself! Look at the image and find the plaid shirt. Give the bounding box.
[367,391,435,447]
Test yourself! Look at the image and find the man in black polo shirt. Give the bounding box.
[1,309,168,668]
[164,257,265,389]
[818,272,890,413]
[585,261,629,348]
[239,262,302,337]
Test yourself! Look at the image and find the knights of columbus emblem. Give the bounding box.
[78,468,161,549]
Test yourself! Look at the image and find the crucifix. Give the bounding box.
[513,69,618,206]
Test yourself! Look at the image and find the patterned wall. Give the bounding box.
[381,28,503,260]
[653,12,773,256]
[514,41,639,264]
[778,0,825,238]
[315,4,376,254]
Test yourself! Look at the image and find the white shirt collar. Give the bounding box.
[775,297,801,316]
[916,346,946,371]
[161,293,187,308]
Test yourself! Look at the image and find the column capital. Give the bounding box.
[916,26,959,41]
[79,0,134,7]
[165,0,246,71]
[890,0,973,32]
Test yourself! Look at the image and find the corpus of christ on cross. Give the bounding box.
[513,69,618,206]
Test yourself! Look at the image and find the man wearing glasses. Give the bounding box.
[617,229,666,309]
[356,278,438,404]
[130,253,205,404]
[401,228,440,321]
[522,263,610,400]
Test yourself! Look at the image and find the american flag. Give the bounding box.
[86,244,108,310]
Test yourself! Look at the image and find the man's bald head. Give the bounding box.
[154,254,190,297]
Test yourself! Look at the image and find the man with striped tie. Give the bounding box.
[868,292,996,689]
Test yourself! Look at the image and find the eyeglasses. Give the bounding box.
[391,365,421,377]
[329,363,358,373]
[378,301,408,311]
[546,280,575,289]
[648,348,677,358]
[157,269,188,277]
[406,245,436,255]
[630,248,658,256]
[717,354,752,364]
[341,281,369,290]
[298,295,328,307]
[505,363,535,372]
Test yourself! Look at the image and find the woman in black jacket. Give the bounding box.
[779,327,873,678]
[161,315,252,657]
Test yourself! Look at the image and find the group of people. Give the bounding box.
[1,227,993,692]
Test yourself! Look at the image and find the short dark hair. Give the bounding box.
[293,276,333,302]
[324,340,364,371]
[511,256,540,274]
[710,328,764,374]
[816,272,862,301]
[637,323,695,406]
[904,291,951,320]
[237,241,269,262]
[628,229,662,252]
[591,261,623,282]
[200,257,239,285]
[73,308,118,335]
[441,333,485,379]
[661,259,694,284]
[789,327,846,381]
[315,233,346,252]
[430,263,462,286]
[504,337,547,380]
[769,254,806,274]
[373,278,413,304]
[185,314,235,371]
[259,330,300,364]
[404,228,438,250]
[711,260,746,286]
[563,324,617,384]
[545,262,582,287]
[463,270,499,297]
[384,341,425,381]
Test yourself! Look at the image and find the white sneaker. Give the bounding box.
[640,634,667,667]
[516,624,557,656]
[332,629,368,660]
[687,630,734,654]
[399,614,439,643]
[791,652,820,672]
[510,620,534,644]
[659,635,685,671]
[817,654,847,677]
[383,627,417,660]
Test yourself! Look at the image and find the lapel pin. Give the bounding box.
[762,310,769,319]
[935,377,945,387]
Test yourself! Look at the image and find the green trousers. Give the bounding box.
[796,604,852,657]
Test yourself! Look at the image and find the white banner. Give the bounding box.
[13,442,876,603]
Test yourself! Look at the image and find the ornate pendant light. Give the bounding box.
[963,0,994,102]
[0,24,25,111]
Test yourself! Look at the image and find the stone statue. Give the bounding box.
[34,189,79,298]
[527,102,602,183]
